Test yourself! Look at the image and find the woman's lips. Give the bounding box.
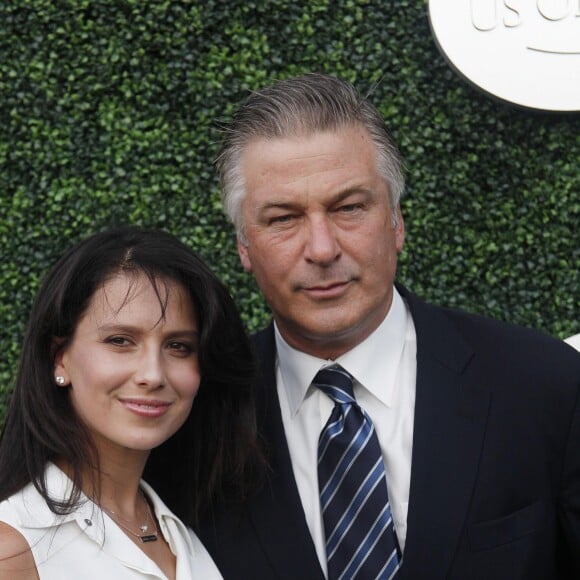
[119,398,172,418]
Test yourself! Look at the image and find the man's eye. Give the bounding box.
[338,204,362,213]
[270,214,295,224]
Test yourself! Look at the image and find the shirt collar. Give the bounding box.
[10,464,199,578]
[140,479,196,553]
[12,463,103,542]
[276,288,408,415]
[13,463,193,549]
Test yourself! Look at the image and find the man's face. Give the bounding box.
[238,125,405,359]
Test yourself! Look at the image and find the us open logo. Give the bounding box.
[428,0,580,111]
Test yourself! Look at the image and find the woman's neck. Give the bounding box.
[94,453,148,517]
[59,441,150,517]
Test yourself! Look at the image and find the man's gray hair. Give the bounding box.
[215,73,405,240]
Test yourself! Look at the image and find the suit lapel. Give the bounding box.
[249,326,325,580]
[398,289,490,579]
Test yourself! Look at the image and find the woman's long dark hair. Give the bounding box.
[0,226,263,528]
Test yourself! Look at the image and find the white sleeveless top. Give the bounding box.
[0,463,222,579]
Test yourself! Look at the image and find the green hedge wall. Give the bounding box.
[1,0,578,421]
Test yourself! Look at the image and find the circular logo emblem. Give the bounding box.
[428,0,580,111]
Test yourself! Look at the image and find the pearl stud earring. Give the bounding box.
[56,376,65,385]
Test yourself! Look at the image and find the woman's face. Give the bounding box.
[54,272,200,460]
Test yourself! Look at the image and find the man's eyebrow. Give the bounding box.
[257,187,372,213]
[331,187,373,203]
[257,201,301,213]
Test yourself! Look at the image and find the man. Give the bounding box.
[198,74,580,579]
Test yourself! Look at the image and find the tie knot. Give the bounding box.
[312,364,355,405]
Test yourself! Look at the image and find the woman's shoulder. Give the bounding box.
[0,521,39,579]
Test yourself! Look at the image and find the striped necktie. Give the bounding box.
[314,364,400,580]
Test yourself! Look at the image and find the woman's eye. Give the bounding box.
[167,341,195,354]
[106,336,130,346]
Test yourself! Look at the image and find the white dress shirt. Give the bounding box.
[276,289,417,576]
[0,462,222,579]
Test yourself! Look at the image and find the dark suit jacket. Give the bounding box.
[198,287,580,579]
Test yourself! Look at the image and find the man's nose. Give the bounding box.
[304,216,341,266]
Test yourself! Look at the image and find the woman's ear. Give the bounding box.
[52,338,69,387]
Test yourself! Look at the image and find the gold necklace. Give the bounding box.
[101,490,159,543]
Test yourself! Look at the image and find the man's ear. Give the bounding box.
[395,206,405,253]
[237,236,253,272]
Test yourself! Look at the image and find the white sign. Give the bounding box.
[428,0,580,111]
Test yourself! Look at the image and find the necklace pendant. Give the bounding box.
[140,533,158,543]
[139,525,148,532]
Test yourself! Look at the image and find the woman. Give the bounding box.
[0,227,262,579]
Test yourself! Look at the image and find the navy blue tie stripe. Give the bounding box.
[325,458,384,556]
[319,419,372,506]
[314,364,400,580]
